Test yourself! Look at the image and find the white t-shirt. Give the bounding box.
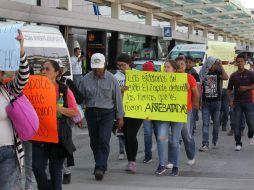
[71,56,82,75]
[114,70,126,87]
[0,88,14,147]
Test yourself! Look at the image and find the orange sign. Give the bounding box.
[23,76,58,143]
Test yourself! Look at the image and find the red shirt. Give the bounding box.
[187,74,197,111]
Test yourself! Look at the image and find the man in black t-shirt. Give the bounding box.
[199,57,228,152]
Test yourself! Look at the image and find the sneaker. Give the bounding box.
[127,161,136,173]
[118,154,124,160]
[187,159,195,166]
[155,165,167,175]
[227,129,234,136]
[250,137,254,146]
[94,169,104,181]
[143,158,152,164]
[199,145,209,152]
[170,167,179,176]
[212,143,217,149]
[235,145,242,151]
[165,163,173,169]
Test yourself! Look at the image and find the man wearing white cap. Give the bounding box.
[79,53,124,181]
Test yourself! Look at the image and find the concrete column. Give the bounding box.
[146,12,153,26]
[223,35,227,42]
[59,0,72,11]
[203,29,208,38]
[214,33,219,41]
[111,3,121,19]
[170,19,177,31]
[188,23,194,35]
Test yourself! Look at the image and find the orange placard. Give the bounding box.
[23,76,58,143]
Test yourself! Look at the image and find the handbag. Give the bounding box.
[3,87,39,141]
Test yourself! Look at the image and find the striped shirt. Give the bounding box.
[0,54,30,170]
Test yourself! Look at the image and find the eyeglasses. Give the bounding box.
[42,67,50,71]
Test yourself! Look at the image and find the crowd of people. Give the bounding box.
[0,31,254,190]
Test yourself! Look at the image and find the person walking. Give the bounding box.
[115,53,143,173]
[32,60,79,190]
[0,30,29,190]
[79,53,124,180]
[227,54,254,151]
[71,47,84,88]
[199,57,228,151]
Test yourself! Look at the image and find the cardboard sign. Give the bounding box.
[123,70,188,123]
[23,76,58,143]
[0,24,23,71]
[208,41,236,62]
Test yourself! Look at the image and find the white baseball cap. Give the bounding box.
[91,53,106,69]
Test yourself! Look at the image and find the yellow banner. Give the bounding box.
[123,70,188,123]
[208,41,236,62]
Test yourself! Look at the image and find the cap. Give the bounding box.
[143,61,154,71]
[91,53,106,69]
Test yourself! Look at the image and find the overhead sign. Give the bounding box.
[0,24,23,71]
[163,27,172,40]
[123,70,188,123]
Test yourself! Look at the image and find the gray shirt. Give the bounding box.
[80,70,124,119]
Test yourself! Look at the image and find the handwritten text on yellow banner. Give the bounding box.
[123,70,188,123]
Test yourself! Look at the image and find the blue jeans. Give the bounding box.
[0,145,21,190]
[23,141,34,190]
[118,136,125,154]
[143,120,157,160]
[233,103,254,146]
[181,111,195,160]
[85,108,115,172]
[202,101,221,146]
[154,121,183,167]
[32,144,64,190]
[230,107,245,130]
[220,89,229,128]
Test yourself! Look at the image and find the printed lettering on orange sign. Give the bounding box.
[23,75,58,143]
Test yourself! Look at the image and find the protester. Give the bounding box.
[115,53,143,173]
[114,53,132,160]
[142,61,158,164]
[199,57,228,151]
[32,60,78,190]
[71,47,84,88]
[153,59,184,176]
[227,54,254,151]
[57,60,84,184]
[152,60,176,175]
[80,53,124,180]
[185,56,201,135]
[176,57,199,166]
[0,30,29,190]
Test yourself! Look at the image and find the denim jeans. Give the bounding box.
[220,89,229,128]
[165,122,184,168]
[143,120,157,160]
[85,108,115,172]
[232,103,254,146]
[0,145,21,190]
[229,107,245,130]
[202,101,221,146]
[32,144,64,190]
[118,136,125,154]
[181,111,195,160]
[23,141,34,190]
